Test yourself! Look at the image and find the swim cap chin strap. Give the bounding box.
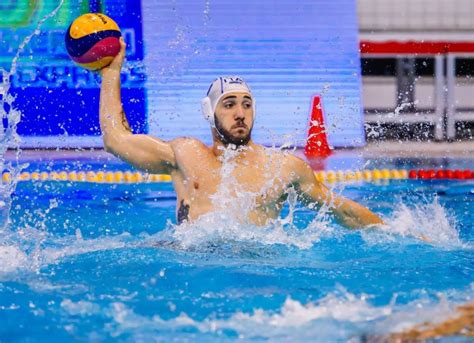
[201,76,256,128]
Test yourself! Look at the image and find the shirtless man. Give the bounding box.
[99,39,383,228]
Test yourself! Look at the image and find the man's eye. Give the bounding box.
[224,103,233,108]
[243,102,251,108]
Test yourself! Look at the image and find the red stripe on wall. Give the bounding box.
[360,41,474,54]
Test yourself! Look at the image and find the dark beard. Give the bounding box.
[214,115,252,147]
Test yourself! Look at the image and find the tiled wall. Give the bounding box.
[358,0,474,31]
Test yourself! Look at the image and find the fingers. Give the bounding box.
[109,38,126,67]
[116,37,126,60]
[99,37,126,76]
[118,37,126,56]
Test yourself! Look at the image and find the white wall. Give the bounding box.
[358,0,474,31]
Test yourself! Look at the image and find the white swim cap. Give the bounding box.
[201,76,255,126]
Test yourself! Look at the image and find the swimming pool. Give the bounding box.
[0,157,473,341]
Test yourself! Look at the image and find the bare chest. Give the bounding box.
[176,154,289,207]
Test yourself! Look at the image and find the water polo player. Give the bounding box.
[99,38,383,228]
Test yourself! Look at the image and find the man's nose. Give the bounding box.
[234,104,245,119]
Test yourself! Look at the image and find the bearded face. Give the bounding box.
[213,92,254,147]
[214,114,252,146]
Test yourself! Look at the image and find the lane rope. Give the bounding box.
[2,169,473,183]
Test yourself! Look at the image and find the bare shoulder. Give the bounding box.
[169,137,208,151]
[169,137,210,162]
[282,152,316,182]
[260,147,314,183]
[283,152,311,171]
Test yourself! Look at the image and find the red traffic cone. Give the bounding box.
[304,95,332,158]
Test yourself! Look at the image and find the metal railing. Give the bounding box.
[361,43,474,140]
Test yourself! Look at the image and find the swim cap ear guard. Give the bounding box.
[201,96,214,125]
[201,76,256,127]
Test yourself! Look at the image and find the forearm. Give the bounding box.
[94,39,175,172]
[99,69,132,149]
[294,157,384,229]
[331,196,384,229]
[300,179,383,229]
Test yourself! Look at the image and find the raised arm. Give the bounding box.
[99,38,175,173]
[291,157,384,228]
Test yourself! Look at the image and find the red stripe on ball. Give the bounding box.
[70,37,120,64]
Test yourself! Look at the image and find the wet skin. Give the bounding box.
[169,135,316,226]
[98,38,383,228]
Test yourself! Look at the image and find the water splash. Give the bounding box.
[362,196,464,247]
[0,227,131,276]
[0,0,66,230]
[0,245,28,273]
[96,286,468,341]
[151,144,337,251]
[0,191,129,275]
[88,287,395,340]
[0,193,466,279]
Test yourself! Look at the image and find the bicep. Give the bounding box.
[105,133,176,173]
[297,172,331,208]
[292,159,331,208]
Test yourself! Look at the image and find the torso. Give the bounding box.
[169,138,299,225]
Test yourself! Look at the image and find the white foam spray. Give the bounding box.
[99,285,471,341]
[154,144,336,251]
[362,196,464,247]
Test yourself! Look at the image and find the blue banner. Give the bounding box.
[1,0,364,148]
[0,0,146,147]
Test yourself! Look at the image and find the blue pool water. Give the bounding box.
[0,167,473,341]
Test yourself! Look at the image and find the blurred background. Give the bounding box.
[0,0,473,150]
[359,0,474,142]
